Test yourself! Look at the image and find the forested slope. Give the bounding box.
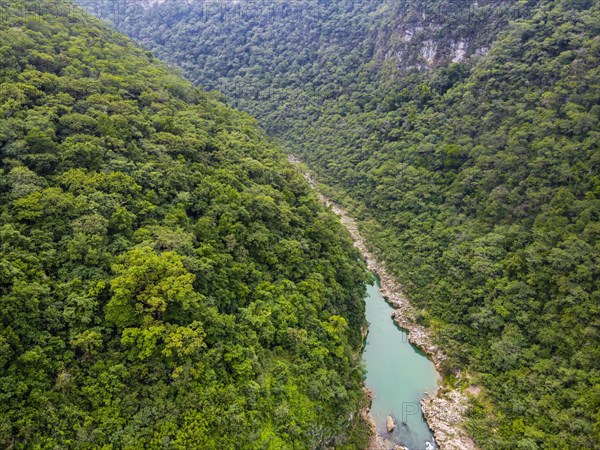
[0,1,370,448]
[83,0,600,448]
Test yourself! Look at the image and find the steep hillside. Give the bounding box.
[82,0,385,138]
[80,0,524,138]
[0,1,370,448]
[81,0,600,448]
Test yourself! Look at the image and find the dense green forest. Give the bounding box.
[83,0,600,448]
[0,1,371,447]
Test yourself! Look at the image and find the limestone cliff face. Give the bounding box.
[370,0,528,71]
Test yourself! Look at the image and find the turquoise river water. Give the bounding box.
[363,280,440,450]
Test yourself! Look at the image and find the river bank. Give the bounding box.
[290,156,479,450]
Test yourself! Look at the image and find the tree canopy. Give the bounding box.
[87,0,600,448]
[0,1,370,447]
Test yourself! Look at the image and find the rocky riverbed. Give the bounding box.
[290,156,479,450]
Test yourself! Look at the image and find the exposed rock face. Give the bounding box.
[290,155,480,450]
[386,415,396,433]
[421,388,478,450]
[371,1,522,71]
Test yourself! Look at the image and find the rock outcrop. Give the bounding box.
[421,388,478,450]
[386,415,396,433]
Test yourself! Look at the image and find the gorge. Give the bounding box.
[1,0,598,448]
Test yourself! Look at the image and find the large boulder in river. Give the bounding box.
[386,415,395,433]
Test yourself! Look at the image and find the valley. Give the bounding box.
[1,1,598,448]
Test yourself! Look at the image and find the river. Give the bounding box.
[289,155,474,449]
[363,280,439,450]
